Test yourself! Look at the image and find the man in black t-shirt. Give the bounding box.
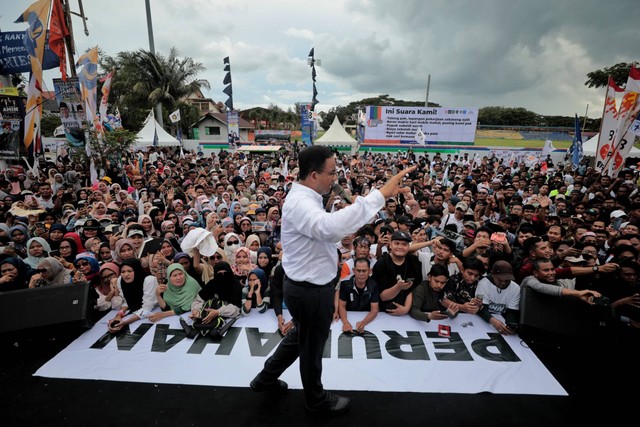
[338,258,380,333]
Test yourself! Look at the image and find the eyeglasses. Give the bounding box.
[226,240,240,245]
[60,245,71,250]
[317,170,338,176]
[101,273,116,281]
[212,254,223,260]
[77,261,90,267]
[36,268,47,274]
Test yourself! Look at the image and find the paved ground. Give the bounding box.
[1,323,637,427]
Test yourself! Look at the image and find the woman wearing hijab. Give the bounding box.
[52,173,65,194]
[58,236,79,264]
[242,268,270,314]
[114,238,136,264]
[98,242,115,264]
[24,237,51,269]
[47,223,67,250]
[191,261,242,323]
[84,237,102,258]
[152,263,201,322]
[139,213,160,238]
[173,252,204,286]
[256,246,275,279]
[95,262,124,312]
[0,256,35,291]
[31,257,73,287]
[216,202,229,220]
[232,246,257,284]
[63,232,85,253]
[107,258,158,333]
[73,252,101,286]
[223,232,242,266]
[9,224,29,258]
[232,211,244,235]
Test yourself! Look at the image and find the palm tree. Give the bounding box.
[106,47,210,131]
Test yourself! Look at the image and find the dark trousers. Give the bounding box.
[257,276,335,405]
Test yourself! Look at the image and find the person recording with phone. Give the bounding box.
[410,264,459,322]
[372,230,422,316]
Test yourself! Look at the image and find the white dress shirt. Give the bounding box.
[282,182,385,285]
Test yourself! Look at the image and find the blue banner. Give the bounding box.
[0,31,61,74]
[300,102,312,146]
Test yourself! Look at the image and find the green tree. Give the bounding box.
[40,113,61,137]
[68,128,138,174]
[585,62,639,89]
[99,48,210,133]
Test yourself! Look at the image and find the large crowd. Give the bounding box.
[1,144,639,339]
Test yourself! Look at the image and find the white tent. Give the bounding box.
[582,133,640,157]
[135,110,180,148]
[314,116,358,153]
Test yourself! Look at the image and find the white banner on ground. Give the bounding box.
[35,310,566,396]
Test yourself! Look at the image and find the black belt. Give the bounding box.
[285,275,335,288]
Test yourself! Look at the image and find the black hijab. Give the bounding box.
[199,261,242,308]
[0,256,35,292]
[120,258,146,313]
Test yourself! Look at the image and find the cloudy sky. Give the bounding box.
[3,0,639,116]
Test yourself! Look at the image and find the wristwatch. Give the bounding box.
[592,266,599,272]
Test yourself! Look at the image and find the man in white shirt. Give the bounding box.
[250,145,415,416]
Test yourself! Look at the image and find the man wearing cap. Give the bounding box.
[475,260,521,335]
[250,145,415,415]
[371,230,423,315]
[439,201,466,233]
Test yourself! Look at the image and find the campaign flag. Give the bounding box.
[49,0,69,80]
[541,140,556,159]
[99,69,115,129]
[569,114,583,169]
[630,111,640,137]
[15,0,52,151]
[76,47,99,128]
[153,129,159,147]
[595,77,624,173]
[169,109,181,123]
[606,66,640,177]
[414,127,426,145]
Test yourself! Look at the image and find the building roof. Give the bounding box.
[194,112,254,129]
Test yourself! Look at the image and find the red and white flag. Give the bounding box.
[605,66,640,177]
[595,77,624,173]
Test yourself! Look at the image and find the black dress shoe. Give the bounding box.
[250,377,288,393]
[306,392,351,415]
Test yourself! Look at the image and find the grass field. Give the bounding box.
[472,139,572,148]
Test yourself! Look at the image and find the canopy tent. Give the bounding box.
[582,133,640,157]
[236,145,285,153]
[135,110,180,148]
[313,116,358,153]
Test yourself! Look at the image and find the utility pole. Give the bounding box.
[62,0,89,78]
[425,74,431,107]
[145,0,163,127]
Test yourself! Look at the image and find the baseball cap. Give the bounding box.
[396,215,413,226]
[247,203,260,215]
[391,230,412,242]
[610,210,628,219]
[491,260,515,281]
[455,201,469,211]
[127,229,144,238]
